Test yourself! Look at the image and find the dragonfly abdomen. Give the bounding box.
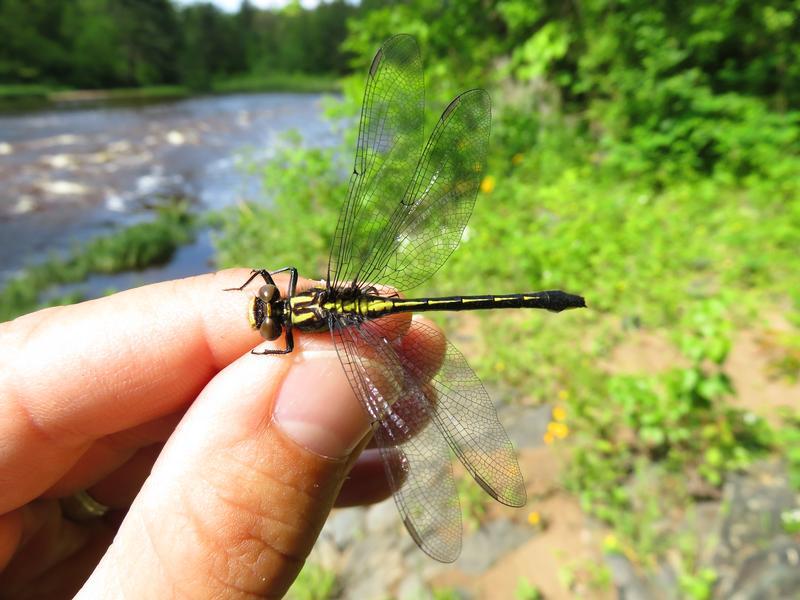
[382,290,585,316]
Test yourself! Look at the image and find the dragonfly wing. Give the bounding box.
[328,34,425,291]
[332,315,462,562]
[373,413,462,562]
[400,319,527,507]
[348,89,492,293]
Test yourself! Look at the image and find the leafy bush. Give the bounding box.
[566,300,774,558]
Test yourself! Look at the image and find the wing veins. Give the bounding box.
[331,317,462,561]
[347,90,490,292]
[328,34,425,291]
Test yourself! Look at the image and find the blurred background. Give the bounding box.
[1,1,799,598]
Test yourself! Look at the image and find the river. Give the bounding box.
[0,92,339,288]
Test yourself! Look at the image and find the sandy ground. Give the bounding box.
[434,315,798,599]
[429,446,613,599]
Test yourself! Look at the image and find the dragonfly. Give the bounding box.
[233,34,585,562]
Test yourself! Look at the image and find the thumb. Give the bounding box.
[77,337,372,599]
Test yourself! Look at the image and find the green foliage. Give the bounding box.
[0,203,195,322]
[456,474,490,532]
[678,567,717,600]
[565,300,774,563]
[781,509,800,535]
[432,586,464,600]
[0,0,181,88]
[178,2,245,90]
[212,72,340,94]
[60,0,126,87]
[431,587,461,600]
[773,411,800,490]
[341,0,506,113]
[344,0,800,185]
[285,562,338,600]
[514,578,543,600]
[0,0,70,83]
[245,0,356,75]
[0,83,52,98]
[0,83,53,109]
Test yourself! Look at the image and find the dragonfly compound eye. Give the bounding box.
[259,317,282,341]
[258,284,279,303]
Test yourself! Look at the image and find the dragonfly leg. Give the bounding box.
[224,269,276,291]
[251,326,294,355]
[269,267,298,297]
[225,267,297,293]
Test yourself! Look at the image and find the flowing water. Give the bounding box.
[0,93,339,289]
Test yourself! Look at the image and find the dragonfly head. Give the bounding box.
[247,284,284,340]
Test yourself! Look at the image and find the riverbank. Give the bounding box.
[0,202,198,322]
[0,73,340,112]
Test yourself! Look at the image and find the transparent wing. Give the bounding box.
[400,319,526,507]
[328,34,425,291]
[332,315,462,562]
[331,314,527,560]
[333,88,492,293]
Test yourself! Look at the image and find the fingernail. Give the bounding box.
[273,353,382,458]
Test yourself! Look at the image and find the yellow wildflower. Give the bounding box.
[603,533,621,553]
[480,175,495,194]
[543,431,555,445]
[495,360,506,373]
[527,511,541,526]
[512,153,524,165]
[547,421,569,439]
[552,405,567,422]
[558,389,569,401]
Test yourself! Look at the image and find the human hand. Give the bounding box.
[0,269,441,598]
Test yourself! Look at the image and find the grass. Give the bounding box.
[285,563,337,600]
[0,74,338,112]
[0,84,53,99]
[0,84,55,110]
[515,578,543,600]
[212,72,340,94]
[456,473,491,532]
[0,84,190,111]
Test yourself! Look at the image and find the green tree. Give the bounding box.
[0,0,70,83]
[112,0,181,86]
[178,2,245,90]
[61,0,126,88]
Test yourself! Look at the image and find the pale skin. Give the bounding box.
[0,268,444,598]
